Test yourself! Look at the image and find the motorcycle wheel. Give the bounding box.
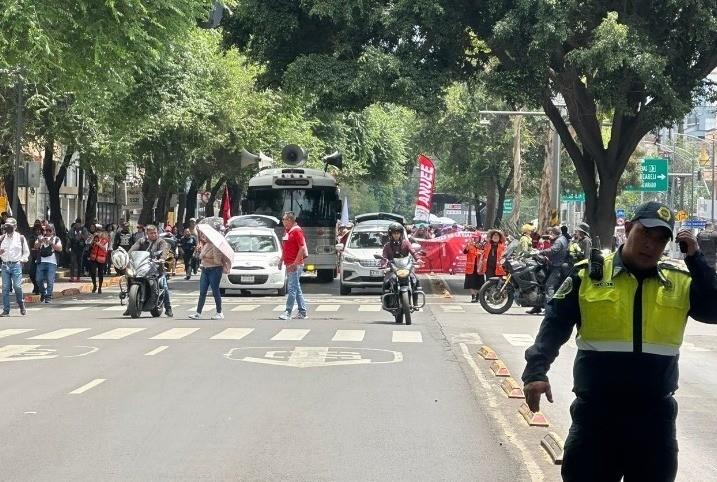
[150,307,161,317]
[128,284,142,319]
[478,279,514,314]
[401,291,412,325]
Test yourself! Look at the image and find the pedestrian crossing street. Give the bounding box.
[0,327,425,344]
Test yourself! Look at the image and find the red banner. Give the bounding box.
[414,154,435,222]
[416,231,483,274]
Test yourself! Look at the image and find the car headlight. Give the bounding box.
[396,269,410,278]
[343,254,359,263]
[270,256,282,268]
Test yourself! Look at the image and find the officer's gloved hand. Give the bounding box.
[523,380,553,413]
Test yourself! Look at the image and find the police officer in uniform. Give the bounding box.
[522,202,717,482]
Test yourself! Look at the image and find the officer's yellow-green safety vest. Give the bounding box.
[576,253,691,356]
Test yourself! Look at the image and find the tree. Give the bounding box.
[224,1,717,241]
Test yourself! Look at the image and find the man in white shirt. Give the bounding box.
[0,218,30,315]
[35,223,62,304]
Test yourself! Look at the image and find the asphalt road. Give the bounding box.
[0,275,549,482]
[441,274,717,482]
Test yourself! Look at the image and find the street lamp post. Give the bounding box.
[12,74,23,219]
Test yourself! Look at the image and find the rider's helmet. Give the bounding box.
[388,222,403,244]
[111,247,130,270]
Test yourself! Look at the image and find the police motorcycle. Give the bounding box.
[374,249,426,325]
[478,241,550,314]
[111,247,166,318]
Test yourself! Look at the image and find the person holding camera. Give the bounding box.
[0,218,30,316]
[522,202,717,481]
[463,234,484,303]
[88,230,109,293]
[35,224,62,304]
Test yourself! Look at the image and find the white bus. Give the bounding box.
[241,166,341,282]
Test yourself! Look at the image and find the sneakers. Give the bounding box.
[165,308,174,318]
[292,312,309,320]
[211,312,224,320]
[0,311,8,317]
[43,299,51,304]
[185,275,190,280]
[278,311,291,320]
[526,307,543,315]
[20,305,26,316]
[188,312,201,320]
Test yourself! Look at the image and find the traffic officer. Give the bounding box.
[522,202,717,482]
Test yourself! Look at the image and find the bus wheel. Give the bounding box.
[317,269,335,282]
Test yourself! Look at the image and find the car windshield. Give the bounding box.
[348,230,388,249]
[226,234,278,253]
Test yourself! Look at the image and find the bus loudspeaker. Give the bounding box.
[282,144,306,166]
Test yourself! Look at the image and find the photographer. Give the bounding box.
[35,224,62,304]
[0,218,30,316]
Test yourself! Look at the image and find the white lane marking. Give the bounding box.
[358,305,381,312]
[28,328,90,340]
[316,305,340,312]
[271,329,310,341]
[503,333,535,347]
[145,346,169,356]
[24,308,43,312]
[0,345,43,360]
[103,305,129,311]
[69,379,106,395]
[440,305,465,313]
[332,330,365,342]
[0,329,35,339]
[392,331,423,343]
[150,328,200,340]
[210,328,255,340]
[273,305,287,312]
[459,343,543,480]
[60,306,90,311]
[231,305,260,312]
[89,328,146,340]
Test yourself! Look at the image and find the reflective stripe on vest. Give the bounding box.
[577,253,691,356]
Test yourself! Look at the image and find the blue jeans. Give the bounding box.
[36,262,57,301]
[1,262,24,312]
[197,266,222,314]
[159,274,171,310]
[285,267,306,315]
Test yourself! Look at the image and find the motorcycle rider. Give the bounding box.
[381,223,423,306]
[123,224,173,317]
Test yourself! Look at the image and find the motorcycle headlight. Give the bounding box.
[396,269,410,278]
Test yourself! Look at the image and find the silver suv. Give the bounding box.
[337,213,406,295]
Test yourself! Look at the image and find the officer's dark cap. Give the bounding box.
[630,201,674,238]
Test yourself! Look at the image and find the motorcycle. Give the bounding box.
[478,250,550,314]
[119,250,167,318]
[375,253,426,325]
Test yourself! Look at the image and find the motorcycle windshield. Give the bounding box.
[393,257,412,269]
[129,251,152,277]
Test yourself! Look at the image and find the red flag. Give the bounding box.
[221,186,231,225]
[414,154,436,222]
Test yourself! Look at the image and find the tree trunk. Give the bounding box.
[83,168,98,225]
[2,174,30,234]
[509,115,523,225]
[184,178,201,226]
[485,175,497,228]
[138,174,160,225]
[41,140,70,242]
[538,135,554,232]
[204,177,225,218]
[227,179,242,215]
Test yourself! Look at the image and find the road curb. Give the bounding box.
[540,432,564,465]
[22,275,124,304]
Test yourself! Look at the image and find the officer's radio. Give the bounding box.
[589,236,604,281]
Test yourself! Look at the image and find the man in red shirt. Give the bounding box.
[279,211,309,320]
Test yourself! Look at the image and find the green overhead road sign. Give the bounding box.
[503,198,513,214]
[625,158,669,192]
[561,192,585,202]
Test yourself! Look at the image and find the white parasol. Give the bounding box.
[196,224,234,274]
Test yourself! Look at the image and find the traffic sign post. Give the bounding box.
[503,198,513,214]
[625,158,669,192]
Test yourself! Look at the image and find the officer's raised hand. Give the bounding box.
[523,380,552,412]
[676,229,699,256]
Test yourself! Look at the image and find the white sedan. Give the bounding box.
[219,227,287,296]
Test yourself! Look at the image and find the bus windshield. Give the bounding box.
[246,187,339,227]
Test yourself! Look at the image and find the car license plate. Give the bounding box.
[370,270,383,277]
[240,275,255,283]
